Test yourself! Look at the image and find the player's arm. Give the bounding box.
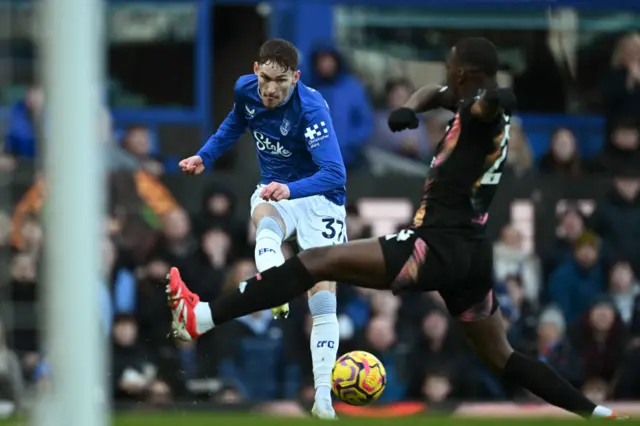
[388,85,456,132]
[196,100,248,168]
[404,84,456,113]
[470,88,517,121]
[287,108,347,200]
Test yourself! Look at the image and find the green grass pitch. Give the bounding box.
[2,413,639,426]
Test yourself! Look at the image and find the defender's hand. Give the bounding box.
[179,155,205,175]
[260,182,290,201]
[388,107,419,132]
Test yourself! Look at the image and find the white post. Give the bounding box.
[38,0,107,424]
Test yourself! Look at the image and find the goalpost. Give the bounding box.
[35,0,108,425]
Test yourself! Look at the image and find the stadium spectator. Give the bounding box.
[134,257,173,349]
[336,293,370,354]
[601,33,640,140]
[498,275,539,350]
[588,119,640,175]
[539,128,583,177]
[192,183,249,257]
[493,224,542,304]
[0,211,11,250]
[101,109,140,173]
[613,345,640,399]
[363,315,407,402]
[420,369,455,407]
[547,231,606,323]
[369,79,431,161]
[608,261,639,325]
[369,290,400,320]
[345,203,372,241]
[216,260,300,401]
[4,85,43,159]
[148,208,203,289]
[0,321,24,411]
[407,309,465,399]
[305,44,373,168]
[544,207,586,279]
[14,218,43,258]
[197,227,234,299]
[532,306,582,387]
[102,237,135,318]
[503,118,534,179]
[121,125,165,177]
[582,378,610,405]
[8,254,39,365]
[112,315,155,401]
[569,298,628,384]
[590,171,640,273]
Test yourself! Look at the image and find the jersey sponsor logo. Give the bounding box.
[304,121,329,148]
[253,131,292,157]
[280,118,291,136]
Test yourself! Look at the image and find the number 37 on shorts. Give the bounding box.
[321,217,347,244]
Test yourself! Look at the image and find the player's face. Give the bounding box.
[254,61,300,109]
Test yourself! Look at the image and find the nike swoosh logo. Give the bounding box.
[245,105,255,115]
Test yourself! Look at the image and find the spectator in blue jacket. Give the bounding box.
[304,44,373,168]
[217,310,301,401]
[4,86,44,159]
[547,231,606,323]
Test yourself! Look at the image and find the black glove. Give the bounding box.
[388,107,419,132]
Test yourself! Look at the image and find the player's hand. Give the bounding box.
[178,155,205,175]
[388,107,419,132]
[260,182,290,201]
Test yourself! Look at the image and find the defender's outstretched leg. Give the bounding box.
[457,305,623,419]
[167,238,389,339]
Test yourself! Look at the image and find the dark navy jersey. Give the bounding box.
[412,87,514,235]
[197,75,347,206]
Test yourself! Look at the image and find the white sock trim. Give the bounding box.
[592,405,613,418]
[194,302,214,334]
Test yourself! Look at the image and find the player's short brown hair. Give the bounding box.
[258,38,300,72]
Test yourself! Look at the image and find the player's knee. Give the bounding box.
[298,246,337,280]
[309,281,336,296]
[253,204,286,235]
[308,288,337,316]
[255,215,285,244]
[472,337,513,372]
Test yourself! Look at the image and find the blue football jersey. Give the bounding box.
[198,74,346,206]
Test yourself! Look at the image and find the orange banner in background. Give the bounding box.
[334,402,426,417]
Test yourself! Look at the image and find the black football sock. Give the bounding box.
[209,256,315,325]
[502,351,596,418]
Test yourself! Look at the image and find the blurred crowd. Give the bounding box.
[0,30,639,414]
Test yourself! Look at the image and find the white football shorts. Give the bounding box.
[250,184,347,250]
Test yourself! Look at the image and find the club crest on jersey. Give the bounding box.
[280,118,291,136]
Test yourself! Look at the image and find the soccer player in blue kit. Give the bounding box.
[178,39,345,419]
